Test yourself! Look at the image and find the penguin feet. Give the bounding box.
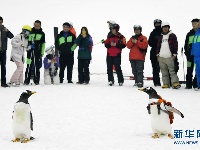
[152,133,159,139]
[21,138,30,143]
[12,138,20,142]
[168,134,174,139]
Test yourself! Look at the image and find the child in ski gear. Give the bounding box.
[55,22,76,83]
[43,45,60,85]
[184,18,199,89]
[73,27,93,84]
[104,23,126,86]
[191,19,200,89]
[0,16,14,87]
[10,25,31,86]
[156,22,181,89]
[148,19,162,87]
[127,25,148,88]
[24,20,45,85]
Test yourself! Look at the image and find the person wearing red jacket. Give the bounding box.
[127,25,148,88]
[104,24,126,86]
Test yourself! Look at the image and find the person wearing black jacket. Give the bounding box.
[24,20,45,85]
[148,19,162,86]
[0,16,14,87]
[55,22,76,83]
[184,18,199,89]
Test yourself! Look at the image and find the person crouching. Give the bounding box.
[43,46,60,85]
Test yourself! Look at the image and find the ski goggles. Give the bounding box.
[24,30,30,36]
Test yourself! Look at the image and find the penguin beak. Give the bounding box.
[31,91,36,95]
[138,88,145,92]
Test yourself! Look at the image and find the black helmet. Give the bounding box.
[111,24,120,31]
[154,19,162,25]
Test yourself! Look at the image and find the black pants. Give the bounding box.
[106,54,124,83]
[78,59,90,83]
[186,57,197,88]
[130,60,144,84]
[59,54,74,83]
[150,57,161,86]
[24,50,41,84]
[0,52,7,84]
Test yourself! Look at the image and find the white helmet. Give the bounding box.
[107,20,116,24]
[67,21,73,27]
[45,45,55,54]
[161,22,170,28]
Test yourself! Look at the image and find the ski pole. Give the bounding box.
[32,38,37,82]
[93,39,105,46]
[24,48,33,83]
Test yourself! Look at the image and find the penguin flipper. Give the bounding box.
[165,105,184,118]
[30,112,33,131]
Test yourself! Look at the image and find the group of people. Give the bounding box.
[0,16,200,90]
[105,19,200,90]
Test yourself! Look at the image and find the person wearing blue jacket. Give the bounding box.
[191,20,200,89]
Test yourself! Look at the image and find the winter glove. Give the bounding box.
[71,44,77,51]
[30,44,35,49]
[101,39,105,44]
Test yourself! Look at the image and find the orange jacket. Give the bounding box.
[70,27,76,37]
[127,34,148,61]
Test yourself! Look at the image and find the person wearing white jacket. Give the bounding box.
[10,25,32,86]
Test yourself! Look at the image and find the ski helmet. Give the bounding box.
[154,19,162,25]
[161,22,170,28]
[22,25,32,32]
[67,21,73,27]
[111,24,120,31]
[107,20,116,24]
[45,45,55,54]
[133,24,142,31]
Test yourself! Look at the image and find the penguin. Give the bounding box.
[12,90,36,143]
[138,87,184,139]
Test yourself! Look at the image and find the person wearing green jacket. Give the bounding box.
[74,27,93,84]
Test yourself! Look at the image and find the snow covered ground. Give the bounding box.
[1,0,200,149]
